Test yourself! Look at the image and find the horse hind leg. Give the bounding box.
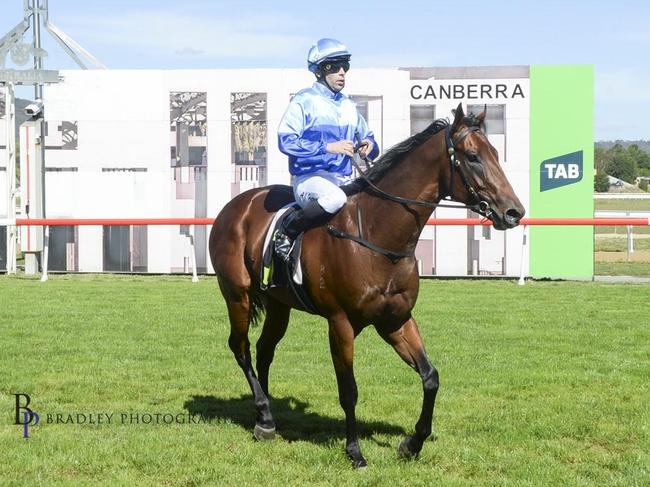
[256,298,291,397]
[377,317,439,459]
[219,278,276,440]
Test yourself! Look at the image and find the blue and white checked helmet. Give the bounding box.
[307,38,351,73]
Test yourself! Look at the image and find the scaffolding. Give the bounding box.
[1,0,105,275]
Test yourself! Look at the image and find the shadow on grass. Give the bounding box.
[184,394,407,446]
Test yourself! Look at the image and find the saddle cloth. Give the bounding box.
[261,204,303,288]
[260,205,318,314]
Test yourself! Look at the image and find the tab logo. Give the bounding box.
[540,150,583,191]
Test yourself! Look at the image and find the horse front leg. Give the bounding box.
[328,316,367,468]
[377,317,439,459]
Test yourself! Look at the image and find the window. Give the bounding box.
[103,226,129,272]
[170,92,208,201]
[467,104,506,161]
[231,92,267,197]
[349,94,383,142]
[170,92,207,168]
[467,104,505,135]
[48,226,78,271]
[0,226,6,271]
[101,168,146,172]
[410,105,436,135]
[45,121,78,150]
[103,225,147,272]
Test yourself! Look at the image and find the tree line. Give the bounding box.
[594,143,650,192]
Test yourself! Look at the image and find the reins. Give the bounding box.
[351,125,489,213]
[327,123,493,261]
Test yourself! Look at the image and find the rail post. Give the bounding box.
[189,224,198,283]
[518,224,528,286]
[40,225,49,282]
[626,224,634,261]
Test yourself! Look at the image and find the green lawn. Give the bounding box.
[1,275,648,486]
[595,237,650,252]
[594,198,650,235]
[594,198,650,211]
[595,261,650,277]
[595,225,650,235]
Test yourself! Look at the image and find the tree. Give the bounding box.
[608,144,637,183]
[594,146,612,174]
[594,173,610,192]
[594,142,650,181]
[630,145,650,173]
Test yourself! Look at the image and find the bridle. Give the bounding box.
[443,124,494,218]
[327,122,495,261]
[350,123,494,218]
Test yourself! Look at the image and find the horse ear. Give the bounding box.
[451,103,464,131]
[476,104,487,127]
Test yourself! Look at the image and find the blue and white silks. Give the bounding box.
[277,82,379,177]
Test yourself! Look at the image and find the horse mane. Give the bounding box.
[344,118,450,195]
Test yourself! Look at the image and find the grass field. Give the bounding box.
[594,199,650,211]
[594,199,650,274]
[1,275,648,486]
[595,226,650,235]
[595,261,650,277]
[594,198,650,235]
[595,237,650,252]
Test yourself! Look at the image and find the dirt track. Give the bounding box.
[595,250,650,262]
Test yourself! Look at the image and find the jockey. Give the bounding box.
[275,38,379,261]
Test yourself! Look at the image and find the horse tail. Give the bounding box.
[249,289,266,328]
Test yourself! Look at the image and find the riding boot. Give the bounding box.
[274,200,331,261]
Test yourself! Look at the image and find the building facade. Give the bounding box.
[0,65,593,277]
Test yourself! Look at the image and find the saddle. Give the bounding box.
[261,206,318,313]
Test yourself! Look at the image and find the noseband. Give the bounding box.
[444,125,493,218]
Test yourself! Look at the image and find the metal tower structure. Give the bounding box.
[0,0,105,275]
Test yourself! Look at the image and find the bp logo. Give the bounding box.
[540,150,583,191]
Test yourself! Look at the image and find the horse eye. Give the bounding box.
[466,153,480,163]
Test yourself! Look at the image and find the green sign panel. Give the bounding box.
[529,65,594,279]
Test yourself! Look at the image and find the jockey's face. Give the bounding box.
[319,59,349,93]
[324,67,346,92]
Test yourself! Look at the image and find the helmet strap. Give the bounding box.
[316,70,341,93]
[319,77,338,93]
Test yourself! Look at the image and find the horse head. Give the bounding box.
[446,103,525,230]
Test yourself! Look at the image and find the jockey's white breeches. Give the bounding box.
[291,170,352,214]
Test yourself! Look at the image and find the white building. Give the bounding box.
[2,66,533,276]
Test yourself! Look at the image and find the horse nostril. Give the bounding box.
[505,208,524,225]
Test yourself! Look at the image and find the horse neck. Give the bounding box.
[357,132,448,252]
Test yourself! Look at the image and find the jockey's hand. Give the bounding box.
[357,139,374,159]
[326,140,355,157]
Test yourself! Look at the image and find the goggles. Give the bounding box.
[320,59,350,74]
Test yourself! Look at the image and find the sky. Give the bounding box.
[1,0,648,141]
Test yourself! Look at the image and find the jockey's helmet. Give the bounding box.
[307,38,351,74]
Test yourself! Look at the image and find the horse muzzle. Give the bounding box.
[492,206,525,230]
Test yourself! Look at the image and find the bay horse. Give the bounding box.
[209,104,524,468]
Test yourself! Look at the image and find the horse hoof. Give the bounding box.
[397,438,419,460]
[253,424,276,441]
[346,445,368,469]
[352,457,368,469]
